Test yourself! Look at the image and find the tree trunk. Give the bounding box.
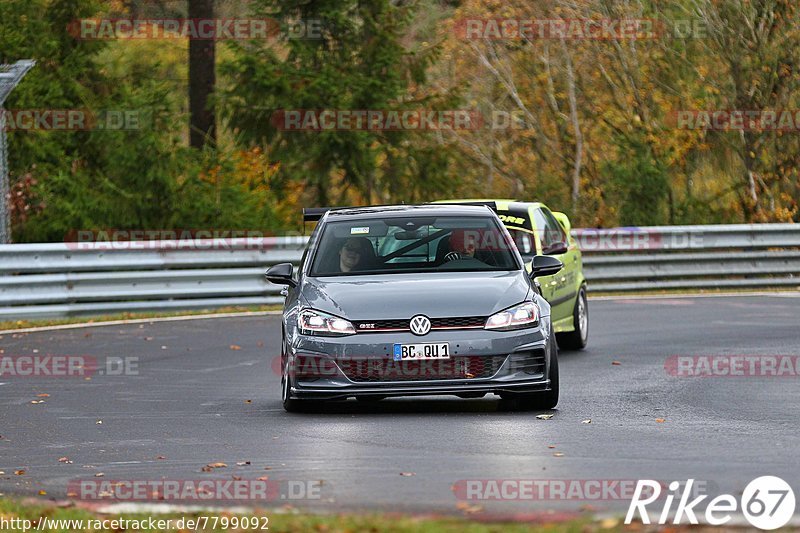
[188,0,216,149]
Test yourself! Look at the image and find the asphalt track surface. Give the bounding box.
[1,295,799,517]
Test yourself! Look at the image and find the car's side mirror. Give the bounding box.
[265,263,296,288]
[530,255,563,279]
[552,211,571,233]
[542,241,569,256]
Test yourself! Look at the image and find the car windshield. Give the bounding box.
[507,228,536,259]
[309,215,520,276]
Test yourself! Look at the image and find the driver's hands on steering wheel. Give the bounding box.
[444,251,463,262]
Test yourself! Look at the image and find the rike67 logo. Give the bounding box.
[626,477,796,530]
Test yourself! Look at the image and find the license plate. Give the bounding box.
[393,342,450,361]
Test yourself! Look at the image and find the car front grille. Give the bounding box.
[430,316,486,328]
[353,316,486,333]
[337,355,507,382]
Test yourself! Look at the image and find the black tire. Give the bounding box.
[280,341,321,413]
[556,285,588,350]
[282,376,321,413]
[501,331,559,411]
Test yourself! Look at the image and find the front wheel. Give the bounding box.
[556,285,588,350]
[281,349,320,413]
[282,374,321,413]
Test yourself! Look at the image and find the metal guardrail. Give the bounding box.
[0,224,797,319]
[573,224,800,291]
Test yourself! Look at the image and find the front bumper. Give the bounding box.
[287,324,552,400]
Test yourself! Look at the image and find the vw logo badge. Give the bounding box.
[409,315,431,336]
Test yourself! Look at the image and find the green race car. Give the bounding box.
[436,199,588,350]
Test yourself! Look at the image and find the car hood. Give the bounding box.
[301,271,532,320]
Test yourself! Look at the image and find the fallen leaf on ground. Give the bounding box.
[37,393,49,398]
[600,518,620,528]
[38,490,46,495]
[264,467,272,470]
[547,445,556,449]
[581,419,592,424]
[655,418,666,423]
[456,501,483,514]
[612,361,622,365]
[536,414,554,420]
[14,470,25,475]
[399,472,415,476]
[229,345,242,351]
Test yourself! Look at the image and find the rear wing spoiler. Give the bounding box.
[430,200,498,212]
[302,205,399,222]
[303,201,498,222]
[302,207,332,222]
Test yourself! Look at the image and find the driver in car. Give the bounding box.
[338,237,374,272]
[444,229,478,262]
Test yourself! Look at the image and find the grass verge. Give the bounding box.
[0,306,282,332]
[0,498,596,532]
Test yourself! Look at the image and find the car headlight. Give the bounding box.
[484,301,539,331]
[298,309,356,336]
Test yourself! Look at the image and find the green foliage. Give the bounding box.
[3,0,798,244]
[220,0,455,206]
[604,138,669,227]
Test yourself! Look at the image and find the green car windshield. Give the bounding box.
[310,216,521,276]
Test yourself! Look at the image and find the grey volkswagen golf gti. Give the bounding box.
[265,204,564,412]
